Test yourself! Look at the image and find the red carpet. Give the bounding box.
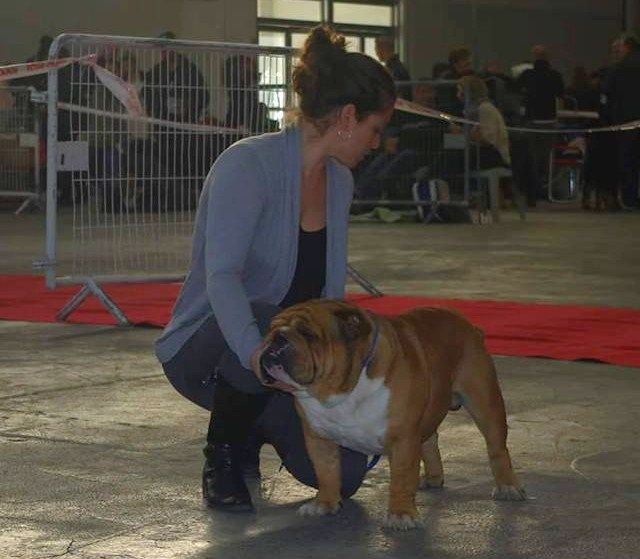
[1,274,639,368]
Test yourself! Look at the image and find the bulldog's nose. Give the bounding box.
[259,331,295,384]
[272,331,288,349]
[269,331,293,366]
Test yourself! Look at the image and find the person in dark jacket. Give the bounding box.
[516,45,565,202]
[224,54,279,133]
[517,45,564,121]
[577,64,616,210]
[566,66,600,111]
[142,48,209,123]
[141,32,208,124]
[140,32,211,190]
[604,34,640,209]
[441,47,473,80]
[480,61,522,123]
[375,35,412,100]
[438,47,474,116]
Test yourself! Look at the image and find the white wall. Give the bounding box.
[403,0,622,80]
[1,0,257,65]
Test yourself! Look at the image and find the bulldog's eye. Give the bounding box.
[298,327,317,342]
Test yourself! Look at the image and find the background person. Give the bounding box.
[438,46,474,115]
[155,25,396,512]
[454,75,510,170]
[142,31,209,124]
[603,33,640,209]
[516,44,564,204]
[374,35,412,100]
[565,66,600,111]
[224,53,279,133]
[441,46,473,80]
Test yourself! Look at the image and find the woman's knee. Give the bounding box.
[259,393,368,497]
[277,442,368,498]
[338,449,369,498]
[162,361,215,411]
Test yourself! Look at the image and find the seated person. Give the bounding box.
[354,126,419,200]
[224,54,279,133]
[452,75,511,169]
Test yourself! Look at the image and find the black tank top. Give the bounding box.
[279,226,327,308]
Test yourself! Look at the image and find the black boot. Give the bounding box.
[202,443,253,512]
[241,429,264,479]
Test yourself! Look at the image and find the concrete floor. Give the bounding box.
[1,205,640,558]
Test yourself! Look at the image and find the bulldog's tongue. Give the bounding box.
[263,364,304,390]
[264,363,290,383]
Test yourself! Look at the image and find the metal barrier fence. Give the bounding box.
[43,38,545,321]
[352,78,596,222]
[0,86,41,213]
[41,34,296,321]
[352,79,474,220]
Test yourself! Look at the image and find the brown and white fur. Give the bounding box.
[259,300,526,530]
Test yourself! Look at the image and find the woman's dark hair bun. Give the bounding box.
[293,25,396,121]
[300,25,347,68]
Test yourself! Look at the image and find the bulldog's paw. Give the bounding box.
[492,485,527,501]
[419,475,444,490]
[384,512,422,530]
[298,499,341,517]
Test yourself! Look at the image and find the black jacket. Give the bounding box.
[517,59,564,121]
[142,54,209,122]
[386,54,412,101]
[603,50,640,124]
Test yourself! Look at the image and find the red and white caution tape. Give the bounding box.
[0,56,88,82]
[394,98,640,134]
[4,56,637,135]
[0,54,143,117]
[57,102,246,135]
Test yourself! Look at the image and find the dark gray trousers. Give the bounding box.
[161,302,368,497]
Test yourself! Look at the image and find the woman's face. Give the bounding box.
[331,105,394,168]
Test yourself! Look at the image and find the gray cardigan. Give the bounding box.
[155,125,354,368]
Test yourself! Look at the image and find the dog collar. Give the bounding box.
[360,313,380,376]
[295,315,380,408]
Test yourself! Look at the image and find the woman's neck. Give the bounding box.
[299,119,331,179]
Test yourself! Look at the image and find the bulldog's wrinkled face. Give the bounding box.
[259,300,373,398]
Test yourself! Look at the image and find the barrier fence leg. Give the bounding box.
[56,285,91,322]
[15,196,35,215]
[56,279,130,326]
[347,264,383,298]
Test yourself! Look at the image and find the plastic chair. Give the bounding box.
[547,141,584,203]
[470,167,514,223]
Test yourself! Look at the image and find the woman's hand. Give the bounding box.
[250,347,298,394]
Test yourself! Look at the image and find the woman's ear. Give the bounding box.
[337,103,357,131]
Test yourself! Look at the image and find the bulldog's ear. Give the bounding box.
[334,309,367,342]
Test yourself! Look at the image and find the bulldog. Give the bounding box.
[259,300,525,530]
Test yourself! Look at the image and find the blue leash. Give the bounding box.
[367,454,381,471]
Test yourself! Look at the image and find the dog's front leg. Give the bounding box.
[386,432,422,530]
[297,415,342,517]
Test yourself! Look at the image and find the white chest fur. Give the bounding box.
[296,370,390,456]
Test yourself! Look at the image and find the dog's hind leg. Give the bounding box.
[455,332,526,501]
[419,432,444,490]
